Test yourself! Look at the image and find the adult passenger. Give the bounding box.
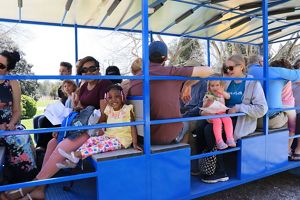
[105,65,122,84]
[121,58,142,97]
[292,59,300,161]
[5,56,112,200]
[247,54,263,68]
[269,59,296,157]
[0,51,37,184]
[128,41,214,144]
[248,57,300,129]
[197,54,268,183]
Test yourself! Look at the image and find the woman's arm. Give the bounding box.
[7,80,21,130]
[232,81,268,118]
[130,110,142,151]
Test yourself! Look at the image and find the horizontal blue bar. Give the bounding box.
[150,113,246,125]
[190,147,240,160]
[0,121,145,136]
[150,76,266,81]
[127,96,143,100]
[269,106,300,112]
[0,75,144,80]
[0,172,97,191]
[1,75,285,81]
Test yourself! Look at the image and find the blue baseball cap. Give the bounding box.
[149,41,168,58]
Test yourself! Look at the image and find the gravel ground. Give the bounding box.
[201,172,300,200]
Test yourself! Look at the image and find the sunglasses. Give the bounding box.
[81,66,98,73]
[0,63,7,70]
[223,64,241,74]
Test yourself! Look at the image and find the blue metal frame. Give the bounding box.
[1,0,300,199]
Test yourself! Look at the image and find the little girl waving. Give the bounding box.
[202,80,236,150]
[57,84,142,164]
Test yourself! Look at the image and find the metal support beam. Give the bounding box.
[262,0,269,135]
[142,2,151,200]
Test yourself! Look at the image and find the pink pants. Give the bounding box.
[36,133,89,180]
[79,136,122,159]
[210,117,233,143]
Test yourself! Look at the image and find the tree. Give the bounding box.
[166,38,206,67]
[0,35,40,100]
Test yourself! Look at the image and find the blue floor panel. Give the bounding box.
[46,178,97,200]
[190,161,300,199]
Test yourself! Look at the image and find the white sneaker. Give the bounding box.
[58,148,80,164]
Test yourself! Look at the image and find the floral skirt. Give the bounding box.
[0,125,37,183]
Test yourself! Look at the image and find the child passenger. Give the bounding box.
[62,80,77,108]
[202,80,236,150]
[57,85,142,165]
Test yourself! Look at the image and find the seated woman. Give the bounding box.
[5,56,112,200]
[292,59,300,161]
[195,54,268,183]
[269,59,296,158]
[0,51,37,185]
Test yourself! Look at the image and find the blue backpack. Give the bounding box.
[57,111,78,143]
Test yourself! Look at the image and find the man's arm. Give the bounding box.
[191,66,214,77]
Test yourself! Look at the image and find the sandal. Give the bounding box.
[19,190,45,200]
[290,153,300,161]
[5,188,24,199]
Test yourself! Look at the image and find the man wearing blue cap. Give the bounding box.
[128,41,214,144]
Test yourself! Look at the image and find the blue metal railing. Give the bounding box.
[0,0,299,198]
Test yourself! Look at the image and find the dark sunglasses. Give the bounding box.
[223,66,234,73]
[0,63,7,70]
[81,66,98,73]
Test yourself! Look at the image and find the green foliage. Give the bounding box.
[0,36,40,101]
[21,95,37,119]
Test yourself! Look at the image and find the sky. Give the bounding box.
[1,21,284,78]
[2,22,175,77]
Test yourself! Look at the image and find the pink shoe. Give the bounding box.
[226,139,236,148]
[216,141,228,150]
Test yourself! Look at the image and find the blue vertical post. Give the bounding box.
[262,0,269,135]
[74,24,79,85]
[207,39,211,66]
[142,0,151,199]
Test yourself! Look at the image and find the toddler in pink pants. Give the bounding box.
[202,80,236,150]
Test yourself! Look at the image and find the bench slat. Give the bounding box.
[151,143,190,154]
[91,148,142,162]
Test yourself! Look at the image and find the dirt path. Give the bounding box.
[201,172,300,200]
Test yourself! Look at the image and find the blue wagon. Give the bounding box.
[0,0,300,199]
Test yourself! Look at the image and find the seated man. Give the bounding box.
[128,41,214,144]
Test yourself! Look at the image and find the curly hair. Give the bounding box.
[269,58,292,69]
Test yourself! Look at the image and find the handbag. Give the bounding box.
[198,147,217,176]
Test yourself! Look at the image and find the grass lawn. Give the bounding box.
[21,97,56,130]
